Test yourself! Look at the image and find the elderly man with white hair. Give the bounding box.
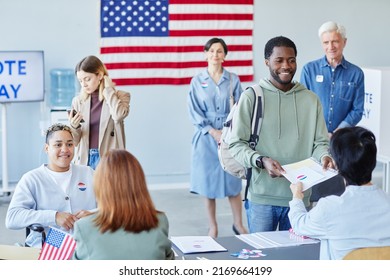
[300,21,365,139]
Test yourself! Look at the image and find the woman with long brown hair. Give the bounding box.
[72,149,174,260]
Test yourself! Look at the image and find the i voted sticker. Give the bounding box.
[78,182,87,191]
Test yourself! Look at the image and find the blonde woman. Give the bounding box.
[69,55,130,169]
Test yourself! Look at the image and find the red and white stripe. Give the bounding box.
[100,0,254,85]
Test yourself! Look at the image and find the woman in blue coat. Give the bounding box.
[187,38,248,237]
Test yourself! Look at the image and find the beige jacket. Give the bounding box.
[70,87,130,165]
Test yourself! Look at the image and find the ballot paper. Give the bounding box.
[236,230,319,249]
[282,157,338,191]
[170,236,227,254]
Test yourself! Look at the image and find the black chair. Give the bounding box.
[25,224,46,247]
[310,174,346,202]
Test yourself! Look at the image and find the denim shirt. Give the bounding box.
[188,68,242,134]
[300,56,365,132]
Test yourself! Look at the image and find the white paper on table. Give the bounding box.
[282,157,338,191]
[236,230,319,249]
[170,236,227,254]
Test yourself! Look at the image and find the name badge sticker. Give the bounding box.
[316,75,324,83]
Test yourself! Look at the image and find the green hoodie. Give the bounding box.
[229,79,330,207]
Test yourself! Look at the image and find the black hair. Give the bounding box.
[330,126,377,186]
[264,36,297,59]
[204,38,228,55]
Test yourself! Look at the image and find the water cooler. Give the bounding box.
[49,68,76,124]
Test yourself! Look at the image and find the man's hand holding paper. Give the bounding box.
[282,158,338,191]
[321,155,335,170]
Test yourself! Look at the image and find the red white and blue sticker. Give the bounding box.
[296,174,308,181]
[78,182,86,191]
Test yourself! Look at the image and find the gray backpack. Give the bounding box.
[218,84,264,179]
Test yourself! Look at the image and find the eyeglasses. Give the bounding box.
[45,123,72,143]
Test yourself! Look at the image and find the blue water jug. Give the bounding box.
[50,68,76,109]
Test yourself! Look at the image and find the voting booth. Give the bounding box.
[358,67,390,193]
[0,51,45,194]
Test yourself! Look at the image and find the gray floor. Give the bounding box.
[0,163,385,246]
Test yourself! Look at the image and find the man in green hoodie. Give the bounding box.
[229,36,334,233]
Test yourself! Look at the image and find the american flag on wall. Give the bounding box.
[38,227,76,260]
[100,0,254,85]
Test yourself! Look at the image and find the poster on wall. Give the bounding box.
[358,67,390,157]
[0,50,45,103]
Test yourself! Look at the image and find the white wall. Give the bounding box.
[1,0,390,187]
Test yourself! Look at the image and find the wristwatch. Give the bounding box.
[256,156,268,169]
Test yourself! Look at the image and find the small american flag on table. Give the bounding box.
[38,227,76,260]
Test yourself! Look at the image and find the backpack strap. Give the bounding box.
[248,84,264,149]
[244,168,252,203]
[243,84,264,201]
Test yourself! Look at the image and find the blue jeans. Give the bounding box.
[245,200,291,233]
[88,149,100,170]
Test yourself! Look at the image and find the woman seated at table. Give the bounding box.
[72,149,175,260]
[288,126,390,260]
